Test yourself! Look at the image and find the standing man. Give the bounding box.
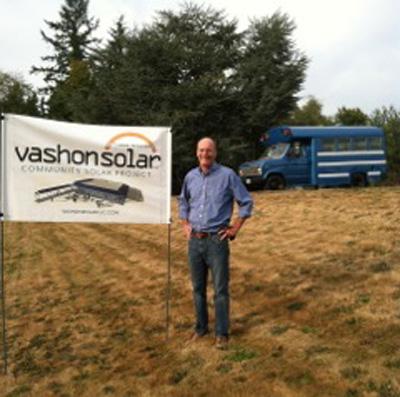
[179,137,253,349]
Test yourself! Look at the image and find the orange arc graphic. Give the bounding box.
[105,132,157,153]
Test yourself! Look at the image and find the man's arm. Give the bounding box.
[219,171,253,241]
[178,175,192,239]
[181,219,192,240]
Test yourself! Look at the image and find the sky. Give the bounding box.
[0,0,399,116]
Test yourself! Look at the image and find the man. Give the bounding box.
[179,137,253,349]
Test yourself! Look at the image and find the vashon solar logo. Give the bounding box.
[14,131,162,169]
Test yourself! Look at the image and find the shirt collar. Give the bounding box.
[198,162,219,176]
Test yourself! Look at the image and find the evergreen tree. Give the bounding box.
[136,3,244,189]
[236,12,308,137]
[46,59,95,122]
[90,16,131,124]
[91,3,243,190]
[32,0,99,120]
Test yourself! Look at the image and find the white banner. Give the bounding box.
[1,114,171,224]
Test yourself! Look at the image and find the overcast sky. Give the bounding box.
[1,0,399,115]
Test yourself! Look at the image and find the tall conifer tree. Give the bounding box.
[32,0,99,90]
[32,0,99,120]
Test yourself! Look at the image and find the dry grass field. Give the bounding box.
[1,186,400,397]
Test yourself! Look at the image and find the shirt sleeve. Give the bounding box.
[178,174,190,220]
[230,171,253,218]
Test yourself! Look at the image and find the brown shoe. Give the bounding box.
[215,336,229,350]
[188,332,206,343]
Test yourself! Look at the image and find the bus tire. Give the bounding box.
[351,172,367,187]
[265,174,286,190]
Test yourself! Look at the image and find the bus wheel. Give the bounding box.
[265,174,286,190]
[351,172,367,187]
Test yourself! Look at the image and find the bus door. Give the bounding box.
[284,140,312,185]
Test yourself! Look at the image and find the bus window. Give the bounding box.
[321,138,336,151]
[337,138,351,151]
[369,137,382,150]
[353,137,368,150]
[259,143,289,159]
[287,141,303,158]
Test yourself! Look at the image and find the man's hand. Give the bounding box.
[182,220,192,240]
[218,225,240,241]
[218,217,248,241]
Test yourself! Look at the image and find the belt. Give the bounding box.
[191,231,216,239]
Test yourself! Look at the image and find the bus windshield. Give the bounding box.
[259,143,289,159]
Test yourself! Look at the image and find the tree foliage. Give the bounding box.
[0,71,39,115]
[89,4,250,190]
[31,0,99,119]
[31,1,309,191]
[287,96,332,126]
[14,0,400,188]
[370,106,400,180]
[335,106,369,126]
[89,5,308,190]
[236,13,308,134]
[89,16,130,124]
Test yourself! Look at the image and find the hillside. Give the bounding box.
[1,186,400,397]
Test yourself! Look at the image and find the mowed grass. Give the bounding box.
[1,186,400,397]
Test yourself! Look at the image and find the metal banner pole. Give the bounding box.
[0,220,6,374]
[165,130,172,341]
[0,113,7,374]
[165,221,172,340]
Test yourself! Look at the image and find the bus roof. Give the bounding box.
[263,125,384,145]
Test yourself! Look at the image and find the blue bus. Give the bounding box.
[239,126,387,189]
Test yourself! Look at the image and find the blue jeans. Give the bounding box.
[188,235,230,337]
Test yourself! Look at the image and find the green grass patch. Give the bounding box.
[357,293,371,305]
[378,381,400,397]
[340,366,364,380]
[305,345,331,358]
[384,358,400,369]
[332,305,354,314]
[103,385,116,394]
[111,328,133,342]
[287,301,306,311]
[170,369,188,384]
[6,385,31,397]
[370,261,391,273]
[224,346,258,362]
[48,382,64,394]
[345,316,362,328]
[271,345,284,358]
[270,324,289,336]
[345,389,360,397]
[285,369,315,386]
[28,334,47,349]
[301,326,318,334]
[72,370,91,382]
[14,350,52,377]
[216,363,232,373]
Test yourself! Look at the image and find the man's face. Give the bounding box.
[197,139,217,169]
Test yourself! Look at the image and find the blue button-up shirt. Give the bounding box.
[179,163,253,232]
